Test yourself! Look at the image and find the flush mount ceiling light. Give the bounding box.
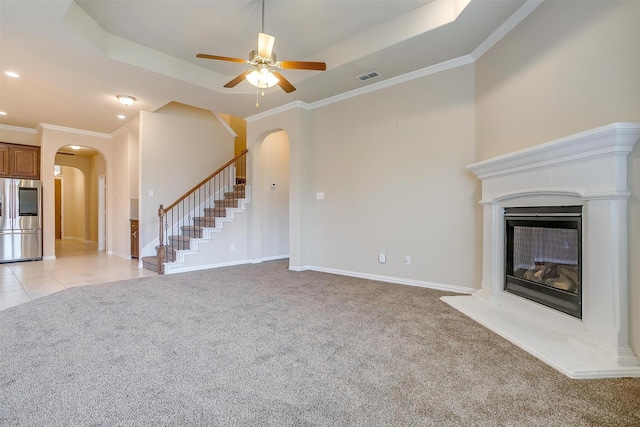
[117,94,136,106]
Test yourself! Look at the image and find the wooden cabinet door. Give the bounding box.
[0,145,9,176]
[12,146,40,179]
[0,143,40,179]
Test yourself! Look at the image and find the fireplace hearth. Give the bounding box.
[504,206,582,318]
[441,122,640,378]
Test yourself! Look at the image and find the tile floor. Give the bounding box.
[0,240,156,312]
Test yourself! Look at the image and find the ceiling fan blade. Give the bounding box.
[271,71,296,93]
[278,60,327,71]
[196,54,247,64]
[257,32,275,58]
[224,70,253,88]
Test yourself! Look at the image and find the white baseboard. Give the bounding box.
[295,265,475,294]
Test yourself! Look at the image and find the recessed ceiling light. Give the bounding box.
[4,71,20,78]
[117,114,126,119]
[0,112,7,116]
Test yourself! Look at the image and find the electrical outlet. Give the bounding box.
[404,256,411,265]
[378,253,386,264]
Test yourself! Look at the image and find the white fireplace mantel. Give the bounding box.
[442,122,640,379]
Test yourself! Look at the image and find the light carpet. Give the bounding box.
[1,260,639,426]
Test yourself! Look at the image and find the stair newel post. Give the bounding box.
[157,204,166,274]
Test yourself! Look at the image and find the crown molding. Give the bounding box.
[246,56,474,122]
[38,123,111,139]
[245,101,310,123]
[310,55,474,111]
[472,0,544,60]
[0,124,38,134]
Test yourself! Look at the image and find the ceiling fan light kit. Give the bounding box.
[196,0,326,105]
[246,66,279,89]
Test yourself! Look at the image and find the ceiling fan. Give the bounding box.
[196,0,326,96]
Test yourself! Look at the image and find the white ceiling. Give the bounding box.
[0,0,527,134]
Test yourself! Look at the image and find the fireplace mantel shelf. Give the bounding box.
[442,122,640,379]
[467,122,640,180]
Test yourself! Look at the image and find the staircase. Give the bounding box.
[142,150,248,274]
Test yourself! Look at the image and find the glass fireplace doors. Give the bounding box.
[504,206,582,318]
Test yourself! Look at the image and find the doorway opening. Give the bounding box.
[54,145,106,258]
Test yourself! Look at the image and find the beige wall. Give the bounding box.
[305,65,477,286]
[61,166,85,239]
[475,1,640,355]
[88,154,106,242]
[0,126,39,146]
[139,103,235,256]
[476,1,640,160]
[249,64,478,288]
[110,128,133,258]
[260,131,290,258]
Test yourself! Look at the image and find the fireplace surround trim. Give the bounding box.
[442,122,640,378]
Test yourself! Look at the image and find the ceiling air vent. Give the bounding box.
[356,71,381,82]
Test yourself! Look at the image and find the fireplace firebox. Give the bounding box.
[504,206,582,318]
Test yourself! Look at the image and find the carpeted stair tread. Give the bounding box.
[203,207,228,217]
[215,199,239,208]
[193,217,217,227]
[180,226,203,238]
[224,191,245,198]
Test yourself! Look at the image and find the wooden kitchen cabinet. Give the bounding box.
[130,220,139,259]
[0,142,40,179]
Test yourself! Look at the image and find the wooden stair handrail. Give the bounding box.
[163,149,248,213]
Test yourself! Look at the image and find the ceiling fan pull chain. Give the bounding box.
[256,86,259,108]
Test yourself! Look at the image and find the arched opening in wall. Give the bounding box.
[260,131,290,260]
[54,145,106,258]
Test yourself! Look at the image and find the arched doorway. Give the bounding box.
[54,145,106,257]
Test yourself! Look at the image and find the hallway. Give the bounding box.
[0,240,155,311]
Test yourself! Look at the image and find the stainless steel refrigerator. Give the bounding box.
[0,178,43,263]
